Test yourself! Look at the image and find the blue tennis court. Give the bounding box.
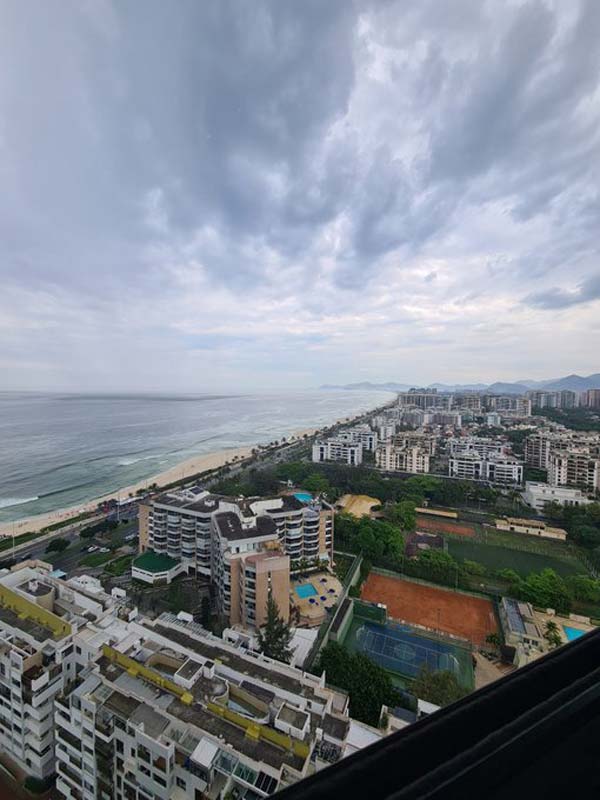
[345,619,473,687]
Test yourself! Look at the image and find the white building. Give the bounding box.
[449,453,523,486]
[337,425,378,451]
[522,481,594,512]
[547,449,600,493]
[54,611,382,800]
[0,561,132,782]
[312,438,363,466]
[376,444,431,474]
[448,437,509,459]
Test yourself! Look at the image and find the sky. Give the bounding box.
[1,0,599,392]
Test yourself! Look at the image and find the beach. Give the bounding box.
[0,427,324,539]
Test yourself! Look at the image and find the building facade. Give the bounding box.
[312,439,363,465]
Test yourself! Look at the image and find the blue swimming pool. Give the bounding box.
[563,625,586,642]
[294,492,312,503]
[296,583,318,599]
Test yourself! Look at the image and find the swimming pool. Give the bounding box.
[296,583,318,599]
[563,625,586,642]
[294,492,312,503]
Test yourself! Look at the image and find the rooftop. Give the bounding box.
[133,552,180,573]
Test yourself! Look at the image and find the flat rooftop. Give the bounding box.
[149,621,319,701]
[133,552,180,573]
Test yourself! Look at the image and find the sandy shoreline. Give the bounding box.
[0,424,326,539]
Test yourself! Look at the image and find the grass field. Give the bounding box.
[361,571,498,646]
[448,538,586,578]
[81,551,112,568]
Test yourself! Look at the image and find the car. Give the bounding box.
[87,545,98,553]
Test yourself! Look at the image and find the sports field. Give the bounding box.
[344,618,473,688]
[416,516,475,537]
[361,572,497,646]
[448,538,585,578]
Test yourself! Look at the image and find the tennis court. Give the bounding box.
[344,617,473,688]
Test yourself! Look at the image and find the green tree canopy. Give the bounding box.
[257,593,294,664]
[316,642,400,726]
[411,665,468,707]
[45,537,69,553]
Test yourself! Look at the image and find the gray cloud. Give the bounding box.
[0,0,599,391]
[525,273,600,309]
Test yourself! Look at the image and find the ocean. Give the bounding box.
[0,390,394,523]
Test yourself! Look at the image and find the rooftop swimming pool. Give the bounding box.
[294,492,313,503]
[563,625,586,642]
[296,583,318,599]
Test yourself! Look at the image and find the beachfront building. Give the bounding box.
[312,438,363,466]
[495,516,567,541]
[375,443,431,474]
[449,452,523,486]
[137,491,334,626]
[54,613,381,800]
[522,481,594,512]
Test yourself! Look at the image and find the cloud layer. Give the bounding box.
[1,0,599,391]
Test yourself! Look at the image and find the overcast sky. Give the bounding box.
[1,0,599,392]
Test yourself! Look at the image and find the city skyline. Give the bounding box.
[1,0,599,392]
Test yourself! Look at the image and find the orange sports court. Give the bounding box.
[361,571,498,646]
[416,516,476,537]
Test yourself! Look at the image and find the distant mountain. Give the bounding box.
[319,382,412,391]
[428,383,489,392]
[486,382,531,395]
[540,373,600,391]
[320,373,600,393]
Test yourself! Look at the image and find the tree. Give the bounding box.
[45,537,69,553]
[257,593,294,664]
[412,665,468,707]
[520,568,571,615]
[316,642,401,726]
[386,501,417,532]
[544,620,562,650]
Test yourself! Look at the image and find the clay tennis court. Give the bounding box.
[361,572,497,646]
[416,516,476,538]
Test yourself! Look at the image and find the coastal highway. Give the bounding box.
[0,510,138,564]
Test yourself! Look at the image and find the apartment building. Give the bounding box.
[547,449,600,493]
[375,443,431,474]
[449,453,523,485]
[337,424,378,451]
[522,481,593,512]
[392,432,437,456]
[397,389,452,410]
[485,396,532,416]
[312,438,363,466]
[448,437,509,459]
[421,409,462,427]
[524,432,554,469]
[138,491,334,626]
[0,561,132,782]
[583,388,600,408]
[527,390,578,409]
[55,611,382,800]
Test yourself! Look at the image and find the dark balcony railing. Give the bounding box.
[276,629,600,800]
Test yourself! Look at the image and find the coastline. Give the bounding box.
[0,423,331,539]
